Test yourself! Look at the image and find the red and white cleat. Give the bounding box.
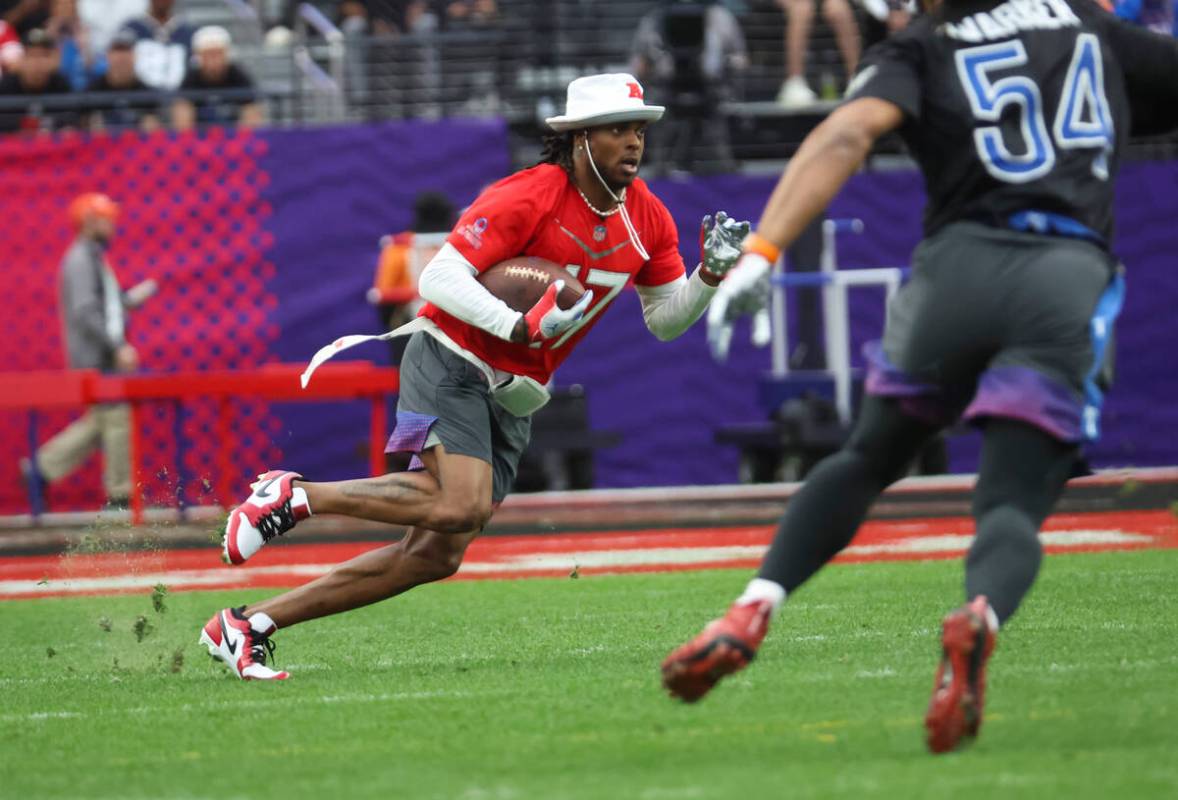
[222,470,311,565]
[925,595,998,753]
[198,607,290,681]
[661,600,772,703]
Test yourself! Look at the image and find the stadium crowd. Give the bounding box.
[0,0,261,133]
[1,0,1174,136]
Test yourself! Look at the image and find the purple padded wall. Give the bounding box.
[260,126,1178,487]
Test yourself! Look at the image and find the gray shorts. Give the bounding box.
[866,222,1123,443]
[385,332,531,503]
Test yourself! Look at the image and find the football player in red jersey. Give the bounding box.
[198,73,755,680]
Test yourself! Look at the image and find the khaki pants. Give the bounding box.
[36,403,131,500]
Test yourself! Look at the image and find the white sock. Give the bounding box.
[291,486,312,515]
[736,578,786,615]
[983,603,1000,632]
[249,611,278,635]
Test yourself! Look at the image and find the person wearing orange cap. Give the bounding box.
[22,193,156,510]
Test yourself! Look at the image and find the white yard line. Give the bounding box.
[2,688,507,723]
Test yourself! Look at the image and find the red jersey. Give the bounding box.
[419,164,684,383]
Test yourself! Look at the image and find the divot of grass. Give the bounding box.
[151,583,169,614]
[132,615,154,643]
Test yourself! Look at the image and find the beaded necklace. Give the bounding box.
[576,186,624,217]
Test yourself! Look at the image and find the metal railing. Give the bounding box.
[292,2,347,121]
[0,88,268,133]
[769,219,908,426]
[2,0,1175,164]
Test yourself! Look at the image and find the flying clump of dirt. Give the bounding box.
[132,615,155,643]
[151,583,169,614]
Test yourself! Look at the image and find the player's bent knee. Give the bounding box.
[426,499,492,534]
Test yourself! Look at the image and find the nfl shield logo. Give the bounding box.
[593,224,607,242]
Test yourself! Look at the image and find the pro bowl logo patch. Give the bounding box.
[460,217,489,249]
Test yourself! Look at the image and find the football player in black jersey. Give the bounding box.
[662,0,1178,753]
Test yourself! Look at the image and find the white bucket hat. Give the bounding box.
[545,73,665,131]
[193,25,232,52]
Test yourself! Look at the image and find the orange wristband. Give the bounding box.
[742,232,781,264]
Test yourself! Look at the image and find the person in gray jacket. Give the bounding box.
[25,193,156,508]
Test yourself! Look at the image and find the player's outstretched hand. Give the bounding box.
[524,280,594,342]
[699,211,752,281]
[707,253,772,362]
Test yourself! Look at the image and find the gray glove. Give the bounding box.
[700,211,752,280]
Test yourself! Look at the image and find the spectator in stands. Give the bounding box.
[335,0,448,36]
[78,0,143,55]
[337,0,370,34]
[444,0,497,30]
[44,0,89,90]
[631,0,747,173]
[86,29,160,132]
[172,25,263,131]
[0,28,75,133]
[23,193,157,510]
[444,0,500,114]
[118,0,193,90]
[855,0,911,50]
[368,191,456,364]
[407,0,445,30]
[2,0,50,36]
[775,0,860,108]
[0,18,20,75]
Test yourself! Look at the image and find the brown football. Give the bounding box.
[477,256,586,313]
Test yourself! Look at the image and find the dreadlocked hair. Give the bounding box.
[537,131,576,174]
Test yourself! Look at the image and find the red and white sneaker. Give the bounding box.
[925,595,998,753]
[661,600,772,703]
[222,470,311,565]
[198,606,290,680]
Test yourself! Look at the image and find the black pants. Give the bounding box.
[757,396,1078,624]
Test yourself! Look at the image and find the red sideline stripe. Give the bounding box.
[0,509,1174,600]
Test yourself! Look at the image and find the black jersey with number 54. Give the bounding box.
[847,0,1178,240]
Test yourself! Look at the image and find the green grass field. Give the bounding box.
[2,550,1176,799]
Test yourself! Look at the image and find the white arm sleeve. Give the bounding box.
[635,266,718,342]
[416,242,523,341]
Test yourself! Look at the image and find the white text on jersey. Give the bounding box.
[942,0,1080,43]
